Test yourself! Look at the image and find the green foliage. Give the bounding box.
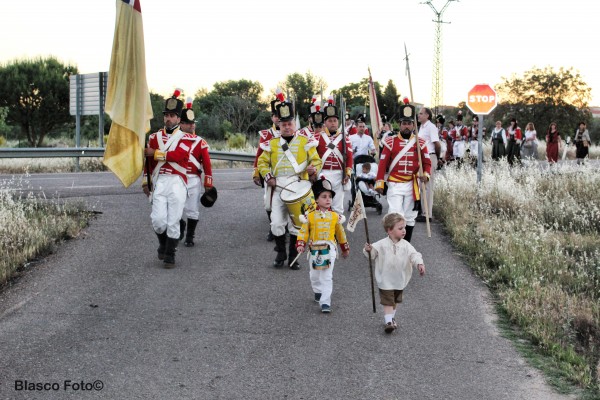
[194,79,270,139]
[225,132,246,149]
[380,80,401,122]
[0,57,78,147]
[279,72,327,122]
[491,66,591,139]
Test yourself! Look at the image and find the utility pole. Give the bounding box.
[421,0,457,116]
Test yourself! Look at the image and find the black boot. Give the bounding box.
[179,219,186,241]
[184,219,199,247]
[273,234,287,268]
[164,237,179,267]
[266,211,274,241]
[288,235,300,270]
[156,231,168,260]
[404,226,414,243]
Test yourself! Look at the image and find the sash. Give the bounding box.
[188,137,202,172]
[274,136,307,175]
[388,138,416,173]
[319,133,344,168]
[152,129,186,184]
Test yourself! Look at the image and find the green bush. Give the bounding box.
[225,133,246,149]
[0,135,6,147]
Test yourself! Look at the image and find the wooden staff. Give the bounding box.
[364,217,376,313]
[404,43,432,238]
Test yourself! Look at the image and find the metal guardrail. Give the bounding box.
[0,147,255,163]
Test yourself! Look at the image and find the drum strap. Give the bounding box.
[275,136,307,174]
[320,133,344,167]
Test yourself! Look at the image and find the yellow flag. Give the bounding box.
[347,191,367,233]
[103,0,153,187]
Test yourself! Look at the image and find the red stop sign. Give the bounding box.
[466,84,497,115]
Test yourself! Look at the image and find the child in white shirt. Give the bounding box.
[363,213,425,333]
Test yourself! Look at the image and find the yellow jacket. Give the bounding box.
[257,134,322,181]
[296,208,349,252]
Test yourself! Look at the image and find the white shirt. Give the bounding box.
[525,129,537,141]
[350,133,375,157]
[419,120,439,155]
[363,237,423,290]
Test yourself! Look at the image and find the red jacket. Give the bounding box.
[187,134,213,187]
[376,134,431,184]
[145,129,194,184]
[313,129,353,175]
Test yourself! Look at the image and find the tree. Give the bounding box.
[492,66,591,138]
[333,78,384,121]
[279,72,327,122]
[380,80,401,122]
[194,79,269,138]
[0,57,78,147]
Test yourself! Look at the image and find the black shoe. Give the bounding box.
[184,219,198,247]
[163,238,178,268]
[156,231,167,260]
[415,215,427,223]
[179,219,186,241]
[289,262,300,270]
[314,293,321,303]
[266,231,274,241]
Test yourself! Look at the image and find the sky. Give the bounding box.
[2,0,600,108]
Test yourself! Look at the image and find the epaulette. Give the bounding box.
[258,129,271,141]
[335,212,346,225]
[181,133,196,141]
[199,138,209,150]
[382,136,394,150]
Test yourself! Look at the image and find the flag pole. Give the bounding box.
[364,217,376,313]
[404,43,431,238]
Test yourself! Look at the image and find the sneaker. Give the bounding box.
[384,322,395,334]
[320,304,331,313]
[314,293,321,303]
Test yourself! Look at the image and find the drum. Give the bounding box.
[280,180,316,230]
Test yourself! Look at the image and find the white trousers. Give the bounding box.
[420,154,437,218]
[183,175,201,220]
[386,181,417,227]
[308,247,337,306]
[270,176,299,236]
[151,175,187,239]
[453,141,465,158]
[470,141,479,158]
[320,169,345,214]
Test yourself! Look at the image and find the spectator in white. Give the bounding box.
[416,107,440,222]
[350,115,376,158]
[356,162,378,197]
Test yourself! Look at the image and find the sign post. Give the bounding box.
[466,84,498,183]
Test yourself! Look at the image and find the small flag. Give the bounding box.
[368,68,382,158]
[347,190,367,233]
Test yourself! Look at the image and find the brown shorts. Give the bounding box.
[379,289,403,306]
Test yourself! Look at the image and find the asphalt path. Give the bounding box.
[0,169,573,400]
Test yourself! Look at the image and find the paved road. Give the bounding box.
[0,169,573,400]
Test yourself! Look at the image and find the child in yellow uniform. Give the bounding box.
[296,178,350,313]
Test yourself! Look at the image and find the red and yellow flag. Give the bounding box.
[103,0,153,187]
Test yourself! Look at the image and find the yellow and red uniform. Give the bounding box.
[296,207,350,253]
[252,126,279,180]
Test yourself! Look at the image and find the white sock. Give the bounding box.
[391,309,397,318]
[384,314,394,324]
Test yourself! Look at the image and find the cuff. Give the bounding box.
[375,180,385,190]
[204,175,213,187]
[153,150,166,161]
[340,242,350,252]
[264,172,274,182]
[252,168,259,179]
[346,167,353,177]
[296,240,306,249]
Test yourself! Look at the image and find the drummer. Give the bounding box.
[313,96,353,214]
[258,99,322,269]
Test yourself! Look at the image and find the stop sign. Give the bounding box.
[466,84,497,115]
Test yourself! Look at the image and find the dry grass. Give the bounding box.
[435,160,600,394]
[0,176,92,285]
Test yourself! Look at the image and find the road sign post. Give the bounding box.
[466,84,498,183]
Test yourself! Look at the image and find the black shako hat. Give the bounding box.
[276,101,295,122]
[163,88,184,117]
[323,95,338,121]
[436,114,445,124]
[270,88,285,115]
[399,97,416,122]
[312,177,336,199]
[200,187,218,208]
[180,97,196,123]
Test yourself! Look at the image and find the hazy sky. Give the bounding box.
[2,0,599,107]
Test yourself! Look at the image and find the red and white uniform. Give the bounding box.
[450,124,468,158]
[145,128,194,239]
[184,134,213,220]
[253,126,279,177]
[375,134,431,226]
[313,129,353,213]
